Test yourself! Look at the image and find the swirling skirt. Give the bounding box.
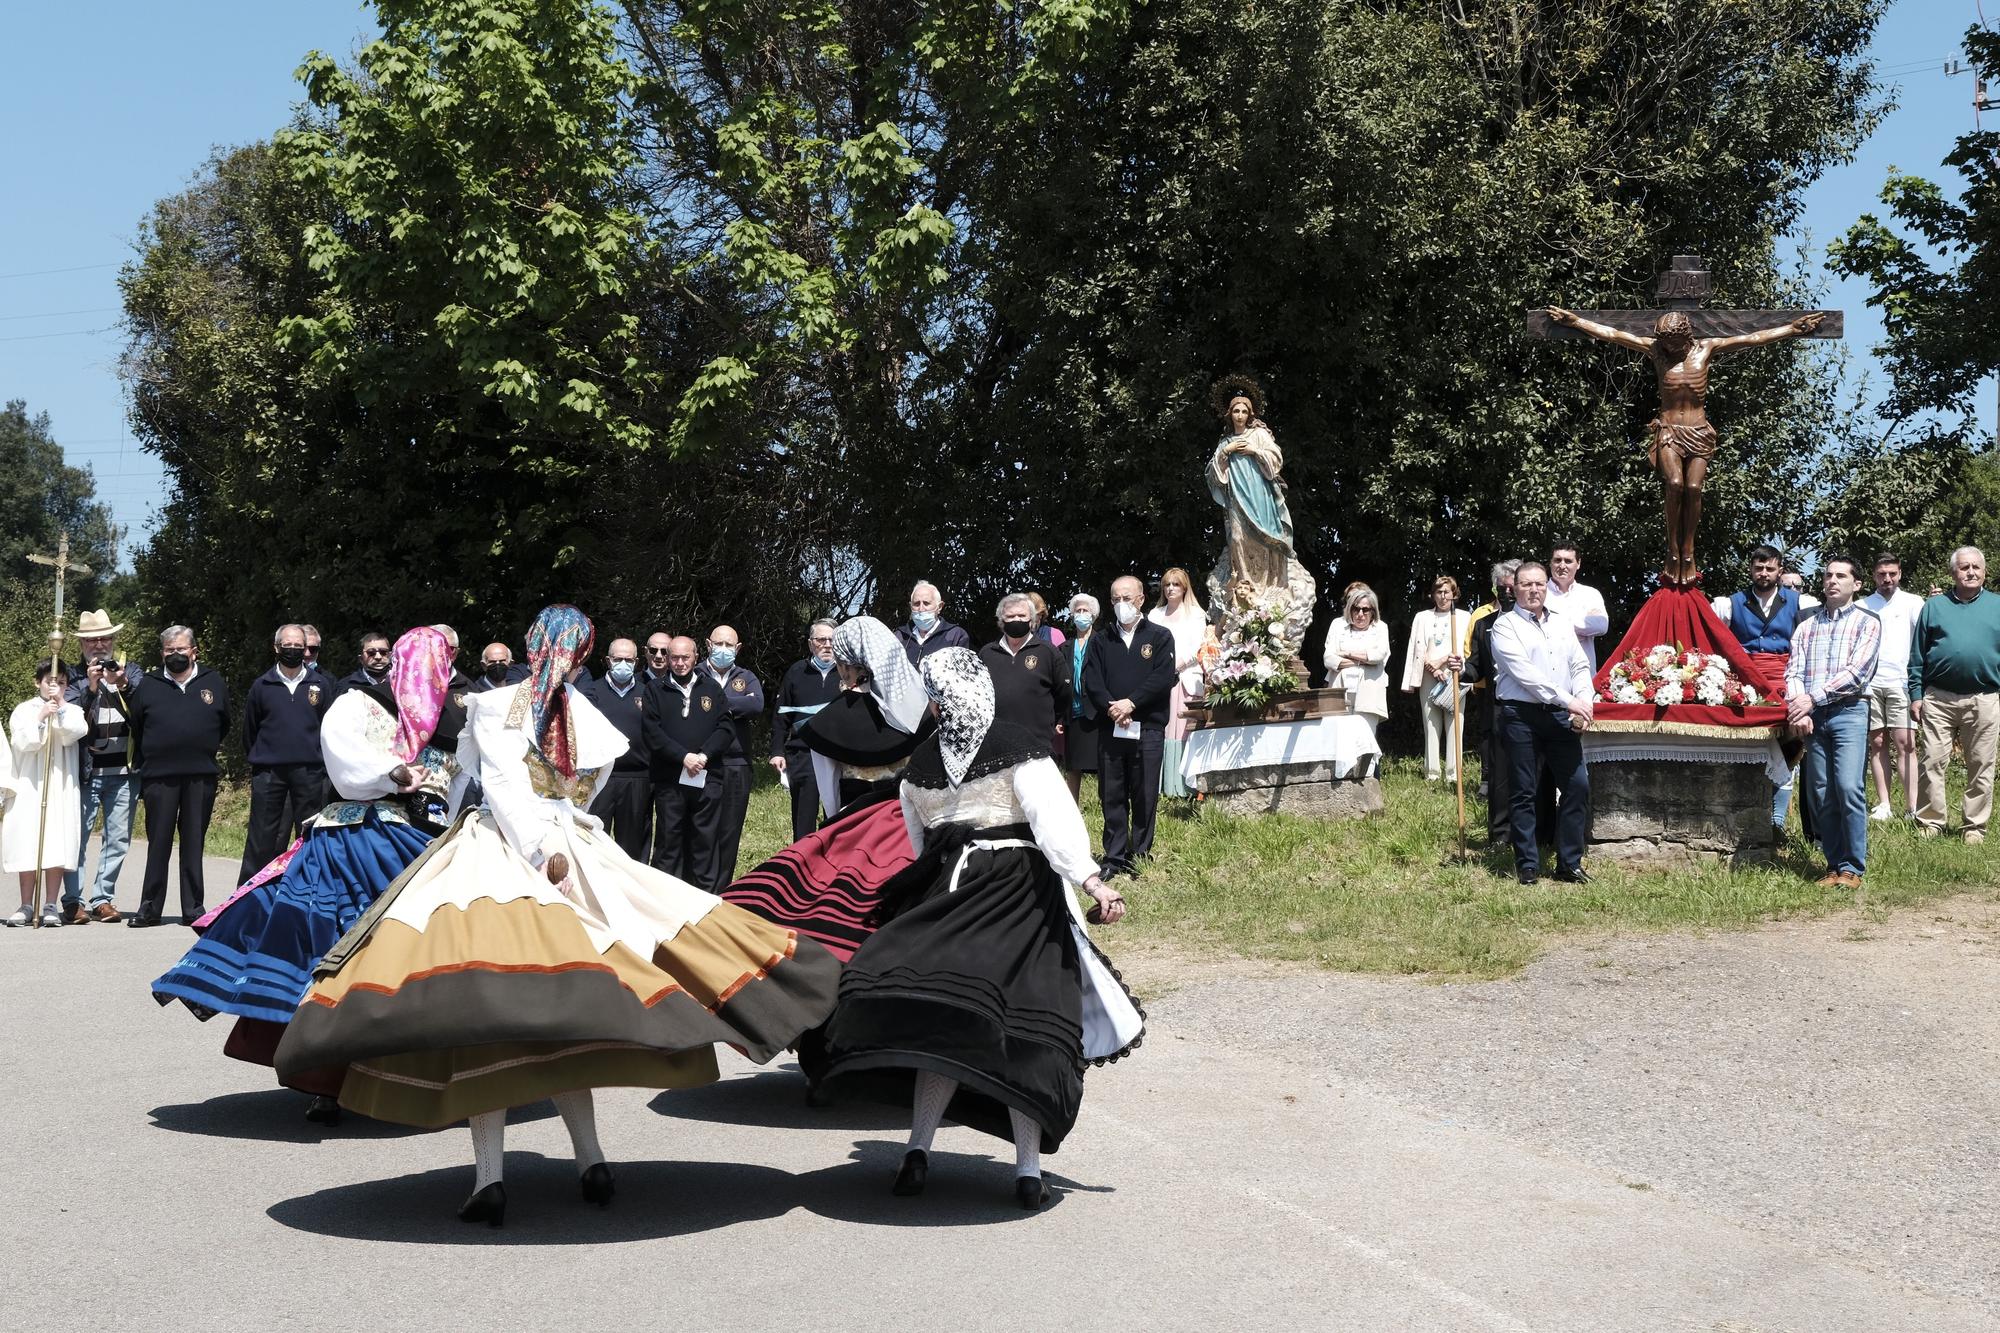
[274,811,841,1128]
[720,797,913,964]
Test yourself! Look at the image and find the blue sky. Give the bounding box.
[0,2,1992,565]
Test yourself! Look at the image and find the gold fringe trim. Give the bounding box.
[1589,718,1784,741]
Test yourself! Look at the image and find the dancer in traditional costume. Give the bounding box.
[820,647,1144,1209]
[723,616,933,963]
[151,626,460,1123]
[275,606,840,1227]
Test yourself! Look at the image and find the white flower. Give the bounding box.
[1653,682,1684,705]
[1695,680,1725,705]
[1614,683,1646,704]
[1253,657,1275,680]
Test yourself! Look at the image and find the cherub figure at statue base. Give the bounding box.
[1207,555,1316,665]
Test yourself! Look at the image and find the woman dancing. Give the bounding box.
[820,647,1144,1209]
[274,605,840,1226]
[152,625,460,1123]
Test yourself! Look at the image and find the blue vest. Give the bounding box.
[1728,588,1801,655]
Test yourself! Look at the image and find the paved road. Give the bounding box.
[2,847,1993,1331]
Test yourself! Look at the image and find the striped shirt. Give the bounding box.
[1784,602,1881,708]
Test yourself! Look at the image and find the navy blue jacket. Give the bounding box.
[469,663,532,693]
[1082,620,1177,730]
[703,664,765,763]
[640,673,733,780]
[127,666,232,778]
[771,657,843,757]
[242,666,335,768]
[980,638,1073,748]
[584,675,652,773]
[896,619,972,665]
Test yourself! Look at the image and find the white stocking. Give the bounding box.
[469,1109,506,1191]
[552,1090,606,1173]
[907,1071,958,1154]
[1008,1107,1043,1179]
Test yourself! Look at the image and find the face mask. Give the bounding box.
[276,646,306,668]
[1002,619,1032,640]
[483,663,510,683]
[165,652,192,674]
[607,661,635,685]
[811,656,834,674]
[1115,601,1140,628]
[709,647,737,672]
[910,610,937,632]
[1072,611,1094,632]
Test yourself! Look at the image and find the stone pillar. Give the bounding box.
[1586,760,1777,865]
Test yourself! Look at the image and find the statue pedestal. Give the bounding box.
[1182,690,1382,820]
[1581,729,1787,866]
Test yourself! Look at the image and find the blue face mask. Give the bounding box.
[607,661,635,685]
[1072,611,1094,632]
[708,646,737,672]
[910,609,937,632]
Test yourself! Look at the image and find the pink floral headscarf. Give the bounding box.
[388,626,455,763]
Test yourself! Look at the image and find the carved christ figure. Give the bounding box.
[1545,306,1825,586]
[1209,393,1295,608]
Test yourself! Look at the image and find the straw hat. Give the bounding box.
[76,609,124,637]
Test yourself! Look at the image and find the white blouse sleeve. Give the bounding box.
[319,693,400,802]
[900,784,926,858]
[465,695,554,866]
[1013,756,1099,885]
[1400,615,1427,691]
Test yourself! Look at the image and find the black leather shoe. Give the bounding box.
[1015,1174,1050,1210]
[458,1181,506,1227]
[892,1149,928,1197]
[580,1162,615,1208]
[1552,866,1592,885]
[304,1095,342,1126]
[1097,863,1120,882]
[1517,871,1539,886]
[126,916,161,929]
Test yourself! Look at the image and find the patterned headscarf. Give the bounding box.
[524,604,595,778]
[834,615,928,735]
[387,626,455,763]
[920,647,995,786]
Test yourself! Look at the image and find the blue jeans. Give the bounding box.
[1801,698,1868,875]
[62,770,138,908]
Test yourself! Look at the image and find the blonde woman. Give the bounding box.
[1400,576,1473,782]
[1321,585,1390,775]
[1147,567,1208,798]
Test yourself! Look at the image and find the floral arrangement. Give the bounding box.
[1204,592,1301,710]
[1602,643,1762,707]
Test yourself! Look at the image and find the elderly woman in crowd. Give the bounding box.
[1321,584,1390,777]
[1058,592,1102,801]
[1147,567,1208,799]
[5,660,89,928]
[1400,575,1472,783]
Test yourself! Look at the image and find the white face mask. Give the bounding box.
[1115,601,1140,628]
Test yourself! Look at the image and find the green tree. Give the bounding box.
[0,400,120,636]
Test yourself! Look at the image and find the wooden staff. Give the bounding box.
[1451,659,1466,861]
[30,632,61,927]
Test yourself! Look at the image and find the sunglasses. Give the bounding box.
[362,647,391,656]
[646,647,672,656]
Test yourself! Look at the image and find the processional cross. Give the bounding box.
[23,532,91,925]
[1525,255,1843,586]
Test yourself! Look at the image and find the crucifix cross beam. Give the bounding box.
[26,531,93,661]
[1523,254,1844,342]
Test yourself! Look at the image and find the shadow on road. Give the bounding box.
[646,1068,906,1132]
[147,1089,552,1142]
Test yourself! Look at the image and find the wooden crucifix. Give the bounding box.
[1525,255,1842,587]
[25,532,91,925]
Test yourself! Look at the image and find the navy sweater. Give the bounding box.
[128,667,232,778]
[242,666,335,767]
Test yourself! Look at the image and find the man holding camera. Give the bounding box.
[59,610,138,924]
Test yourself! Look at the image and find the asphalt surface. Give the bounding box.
[1,841,1993,1331]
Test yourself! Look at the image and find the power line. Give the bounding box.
[0,325,117,344]
[0,262,120,281]
[0,306,119,323]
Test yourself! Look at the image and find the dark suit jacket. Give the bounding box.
[1082,620,1177,729]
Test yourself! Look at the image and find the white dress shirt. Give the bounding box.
[1490,605,1593,709]
[1544,578,1609,670]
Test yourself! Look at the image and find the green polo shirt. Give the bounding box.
[1907,587,2000,699]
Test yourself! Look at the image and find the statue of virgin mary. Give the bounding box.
[1204,376,1316,656]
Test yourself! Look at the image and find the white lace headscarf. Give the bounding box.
[834,615,929,734]
[920,647,996,786]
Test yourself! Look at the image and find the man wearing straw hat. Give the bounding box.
[59,609,138,924]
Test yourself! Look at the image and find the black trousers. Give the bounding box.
[651,779,722,890]
[140,774,218,923]
[1481,701,1556,846]
[783,749,820,840]
[1499,702,1590,876]
[600,769,652,863]
[241,762,328,879]
[1100,726,1164,872]
[713,759,753,887]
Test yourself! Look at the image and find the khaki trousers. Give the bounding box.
[1916,688,1999,834]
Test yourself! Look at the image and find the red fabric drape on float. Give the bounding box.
[1587,586,1788,730]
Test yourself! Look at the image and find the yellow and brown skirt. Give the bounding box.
[275,813,840,1127]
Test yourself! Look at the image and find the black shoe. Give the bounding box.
[1015,1174,1050,1210]
[1517,870,1539,885]
[458,1181,506,1227]
[1552,866,1592,885]
[892,1149,928,1197]
[126,916,161,929]
[304,1095,342,1126]
[580,1162,615,1208]
[804,1082,834,1109]
[1097,863,1120,882]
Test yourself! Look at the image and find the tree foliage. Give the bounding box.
[0,400,120,632]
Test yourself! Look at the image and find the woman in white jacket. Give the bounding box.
[1321,585,1391,777]
[1400,576,1472,782]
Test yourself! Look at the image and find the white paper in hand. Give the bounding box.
[678,767,708,789]
[1113,719,1141,741]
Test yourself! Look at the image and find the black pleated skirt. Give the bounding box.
[820,821,1085,1152]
